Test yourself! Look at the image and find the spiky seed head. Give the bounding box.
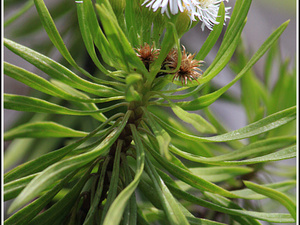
[135,43,160,70]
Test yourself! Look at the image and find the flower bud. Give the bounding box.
[174,9,193,38]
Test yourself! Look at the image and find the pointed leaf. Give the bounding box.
[244,181,296,220]
[170,144,296,166]
[4,122,88,140]
[103,125,145,225]
[5,171,77,225]
[8,111,131,212]
[171,103,217,134]
[154,106,296,142]
[144,157,190,225]
[4,38,121,97]
[143,109,171,159]
[4,94,127,115]
[4,113,122,183]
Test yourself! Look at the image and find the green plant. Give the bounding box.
[3,0,296,224]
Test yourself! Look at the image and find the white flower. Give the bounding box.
[142,0,230,31]
[196,0,231,31]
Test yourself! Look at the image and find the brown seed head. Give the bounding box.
[135,43,160,70]
[164,46,204,85]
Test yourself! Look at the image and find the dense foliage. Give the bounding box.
[4,0,296,224]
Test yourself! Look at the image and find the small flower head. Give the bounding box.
[142,0,230,31]
[165,46,204,85]
[196,0,231,31]
[135,43,160,70]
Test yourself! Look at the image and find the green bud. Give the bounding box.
[126,73,143,86]
[125,86,142,102]
[125,73,143,102]
[174,10,193,38]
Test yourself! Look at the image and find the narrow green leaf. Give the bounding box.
[8,111,131,212]
[144,157,190,225]
[95,2,148,74]
[5,171,76,225]
[103,125,145,225]
[4,122,88,140]
[203,136,296,161]
[203,108,244,149]
[193,18,246,87]
[187,166,253,182]
[4,113,123,183]
[184,190,257,225]
[138,178,164,210]
[264,41,279,88]
[137,207,151,225]
[76,2,110,75]
[83,158,110,225]
[49,79,119,122]
[269,58,296,116]
[216,0,251,59]
[232,43,267,123]
[4,38,121,97]
[143,138,239,198]
[33,0,107,82]
[231,180,296,200]
[166,182,294,223]
[124,0,139,46]
[154,106,296,142]
[4,138,36,170]
[4,94,127,115]
[4,174,37,201]
[244,181,296,220]
[100,140,123,224]
[143,109,171,159]
[82,0,115,67]
[171,103,217,134]
[27,165,95,225]
[170,144,296,166]
[142,208,226,225]
[202,192,264,225]
[121,157,137,225]
[4,62,123,104]
[148,105,194,135]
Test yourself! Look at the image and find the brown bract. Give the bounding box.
[135,43,203,85]
[135,43,160,70]
[165,46,204,85]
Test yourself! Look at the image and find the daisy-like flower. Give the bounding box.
[142,0,230,30]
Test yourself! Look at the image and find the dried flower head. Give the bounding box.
[135,43,160,70]
[165,46,204,85]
